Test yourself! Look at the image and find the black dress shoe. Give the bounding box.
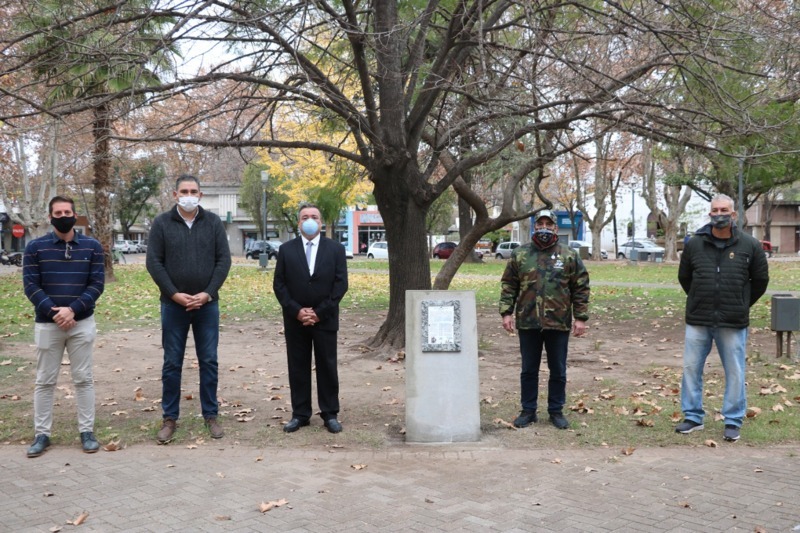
[283,418,310,433]
[324,418,342,433]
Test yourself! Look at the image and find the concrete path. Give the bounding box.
[2,443,799,532]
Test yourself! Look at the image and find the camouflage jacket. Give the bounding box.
[498,241,590,331]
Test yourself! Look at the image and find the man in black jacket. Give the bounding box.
[273,204,348,433]
[675,194,769,442]
[146,175,232,443]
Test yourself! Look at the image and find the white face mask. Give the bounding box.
[177,196,200,211]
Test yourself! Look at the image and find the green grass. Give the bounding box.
[1,259,794,339]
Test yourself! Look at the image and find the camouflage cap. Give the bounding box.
[535,209,555,223]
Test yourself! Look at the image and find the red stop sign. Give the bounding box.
[12,224,24,238]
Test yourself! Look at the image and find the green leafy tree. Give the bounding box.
[115,162,162,239]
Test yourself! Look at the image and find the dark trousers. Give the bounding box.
[160,300,220,420]
[518,328,570,414]
[284,321,339,421]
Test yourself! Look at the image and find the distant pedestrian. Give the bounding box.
[273,204,349,433]
[675,194,768,442]
[499,210,590,430]
[23,195,105,457]
[146,174,232,443]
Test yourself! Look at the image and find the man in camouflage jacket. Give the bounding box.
[499,210,590,429]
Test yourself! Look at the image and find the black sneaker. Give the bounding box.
[723,425,740,442]
[27,434,51,458]
[513,410,537,428]
[674,419,704,434]
[549,413,569,429]
[80,431,100,453]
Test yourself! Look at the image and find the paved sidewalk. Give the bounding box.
[2,443,798,532]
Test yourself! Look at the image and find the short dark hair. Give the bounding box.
[175,174,201,190]
[49,195,76,215]
[298,203,321,217]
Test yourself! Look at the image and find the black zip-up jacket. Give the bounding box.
[678,223,769,328]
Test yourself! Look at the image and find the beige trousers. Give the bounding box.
[33,316,96,436]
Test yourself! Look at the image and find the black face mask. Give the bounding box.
[51,216,77,234]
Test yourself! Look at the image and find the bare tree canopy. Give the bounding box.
[2,0,799,348]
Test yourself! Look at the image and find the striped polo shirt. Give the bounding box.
[23,231,105,323]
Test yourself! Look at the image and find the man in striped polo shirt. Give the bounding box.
[23,196,105,457]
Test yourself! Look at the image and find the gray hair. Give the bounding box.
[711,194,735,210]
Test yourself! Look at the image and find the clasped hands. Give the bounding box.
[172,292,211,311]
[297,307,319,327]
[51,306,76,331]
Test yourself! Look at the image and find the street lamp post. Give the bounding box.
[260,170,269,241]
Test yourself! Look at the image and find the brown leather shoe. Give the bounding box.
[205,417,224,439]
[157,418,177,444]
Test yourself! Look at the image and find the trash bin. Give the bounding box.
[578,246,589,260]
[653,251,664,263]
[771,295,800,332]
[638,251,650,262]
[259,254,268,268]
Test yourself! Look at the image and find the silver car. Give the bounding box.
[617,239,665,260]
[568,240,608,260]
[495,241,520,259]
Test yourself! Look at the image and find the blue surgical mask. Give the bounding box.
[301,219,319,237]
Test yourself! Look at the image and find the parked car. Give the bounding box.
[113,240,136,254]
[432,241,457,259]
[617,239,665,260]
[267,240,284,252]
[761,240,773,258]
[495,241,521,260]
[135,241,147,253]
[246,241,278,260]
[366,241,389,259]
[568,240,608,260]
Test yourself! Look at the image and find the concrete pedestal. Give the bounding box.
[405,290,480,443]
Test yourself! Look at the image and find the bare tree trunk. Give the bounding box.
[367,167,432,350]
[93,104,115,281]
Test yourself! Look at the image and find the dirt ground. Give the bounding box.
[2,300,778,451]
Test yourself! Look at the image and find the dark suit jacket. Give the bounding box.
[273,235,348,331]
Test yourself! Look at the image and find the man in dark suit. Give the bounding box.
[273,204,349,433]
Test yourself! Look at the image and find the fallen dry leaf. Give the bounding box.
[214,515,231,521]
[621,447,635,456]
[746,406,762,418]
[68,511,89,526]
[492,418,517,430]
[678,501,692,509]
[49,526,62,532]
[103,440,122,452]
[584,467,598,473]
[186,444,198,450]
[704,439,718,448]
[258,498,288,513]
[550,458,562,464]
[772,404,785,412]
[350,464,367,470]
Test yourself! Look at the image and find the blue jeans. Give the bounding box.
[161,300,220,420]
[681,325,747,427]
[518,329,570,414]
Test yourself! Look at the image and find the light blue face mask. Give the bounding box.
[301,218,319,237]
